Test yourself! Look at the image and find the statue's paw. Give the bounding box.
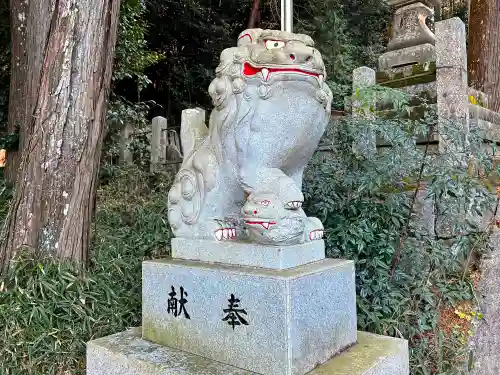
[285,200,303,210]
[213,220,237,241]
[305,217,324,242]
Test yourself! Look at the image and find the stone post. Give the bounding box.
[351,67,376,115]
[150,116,168,173]
[119,123,134,165]
[435,18,469,237]
[351,67,377,157]
[435,17,469,155]
[352,67,376,90]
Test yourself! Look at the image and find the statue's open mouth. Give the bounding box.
[244,219,277,230]
[243,62,323,84]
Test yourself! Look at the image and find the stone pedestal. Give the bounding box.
[142,258,356,375]
[87,240,409,375]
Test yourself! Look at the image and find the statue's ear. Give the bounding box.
[237,29,263,47]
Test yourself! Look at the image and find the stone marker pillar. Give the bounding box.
[435,17,469,155]
[434,17,470,237]
[86,27,409,375]
[150,116,167,173]
[119,123,134,165]
[352,67,376,91]
[351,67,377,158]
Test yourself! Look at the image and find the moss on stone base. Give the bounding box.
[86,329,409,375]
[377,61,436,89]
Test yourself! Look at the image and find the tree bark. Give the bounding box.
[0,0,121,272]
[5,0,29,184]
[248,0,261,29]
[467,0,500,111]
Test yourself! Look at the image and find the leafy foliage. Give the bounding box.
[142,0,253,117]
[441,0,468,21]
[0,165,172,375]
[104,0,163,169]
[295,0,390,109]
[113,0,163,95]
[140,0,389,120]
[303,86,495,374]
[104,99,153,168]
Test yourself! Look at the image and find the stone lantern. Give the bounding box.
[380,0,441,70]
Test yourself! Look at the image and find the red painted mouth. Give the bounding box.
[245,220,277,230]
[243,62,320,81]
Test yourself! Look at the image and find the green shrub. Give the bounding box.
[0,166,172,375]
[303,86,495,374]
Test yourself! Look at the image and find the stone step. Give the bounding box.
[86,328,410,375]
[141,258,356,375]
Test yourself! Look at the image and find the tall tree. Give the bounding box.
[248,0,261,28]
[468,0,500,111]
[0,1,11,132]
[4,0,28,184]
[0,0,121,272]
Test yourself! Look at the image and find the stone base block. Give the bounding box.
[142,258,356,375]
[86,328,410,375]
[171,238,325,269]
[378,44,435,70]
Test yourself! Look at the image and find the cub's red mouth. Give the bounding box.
[243,62,322,83]
[244,220,277,230]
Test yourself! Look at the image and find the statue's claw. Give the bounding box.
[285,201,303,209]
[308,229,324,241]
[304,217,324,242]
[214,221,237,241]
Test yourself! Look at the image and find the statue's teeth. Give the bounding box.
[261,68,270,81]
[262,222,270,230]
[318,75,324,85]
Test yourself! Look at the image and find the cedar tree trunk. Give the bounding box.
[248,0,261,29]
[0,0,121,272]
[467,0,500,111]
[5,0,29,184]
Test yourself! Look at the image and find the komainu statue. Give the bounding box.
[167,28,333,245]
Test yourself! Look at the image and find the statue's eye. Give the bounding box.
[261,200,271,206]
[264,40,285,50]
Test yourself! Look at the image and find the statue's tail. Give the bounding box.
[167,108,215,238]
